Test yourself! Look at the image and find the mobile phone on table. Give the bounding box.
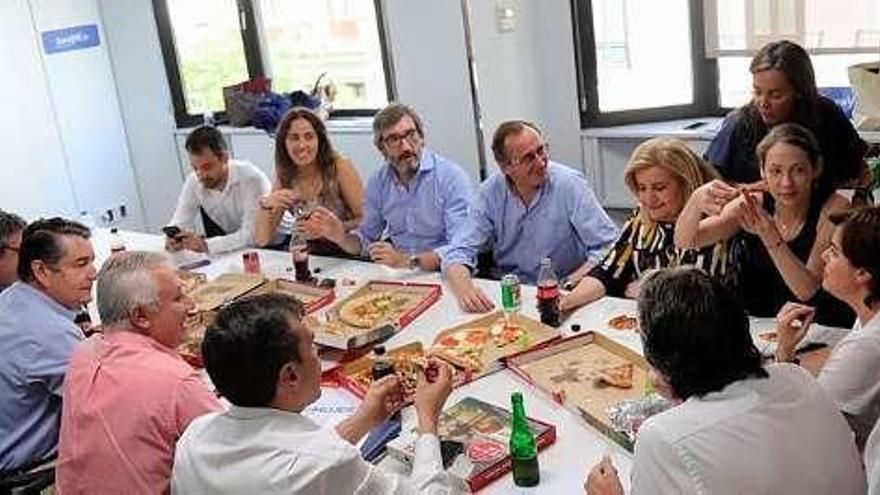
[162,226,182,238]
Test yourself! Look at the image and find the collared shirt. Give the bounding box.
[442,162,618,284]
[172,406,451,494]
[168,159,271,254]
[57,330,221,494]
[356,149,475,259]
[864,414,880,495]
[0,282,83,472]
[818,310,880,449]
[631,364,866,495]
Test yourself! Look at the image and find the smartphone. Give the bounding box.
[440,440,464,468]
[162,226,182,238]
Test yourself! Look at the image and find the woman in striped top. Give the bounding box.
[559,138,744,312]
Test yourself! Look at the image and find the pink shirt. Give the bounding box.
[57,330,221,495]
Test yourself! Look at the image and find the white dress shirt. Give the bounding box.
[865,419,880,495]
[630,364,866,495]
[171,406,451,494]
[168,160,270,254]
[819,311,880,448]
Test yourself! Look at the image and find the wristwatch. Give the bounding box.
[407,254,420,270]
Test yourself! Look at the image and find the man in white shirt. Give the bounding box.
[585,267,865,495]
[166,125,270,254]
[172,293,454,494]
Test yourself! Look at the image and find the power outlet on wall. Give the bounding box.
[99,204,128,225]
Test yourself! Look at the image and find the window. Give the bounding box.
[573,0,880,127]
[153,0,393,127]
[573,0,718,127]
[706,0,880,108]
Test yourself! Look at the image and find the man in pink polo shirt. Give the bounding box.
[56,251,221,494]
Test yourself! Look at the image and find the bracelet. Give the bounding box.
[765,237,784,251]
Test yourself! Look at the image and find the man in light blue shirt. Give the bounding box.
[444,120,618,312]
[308,103,475,271]
[0,218,95,472]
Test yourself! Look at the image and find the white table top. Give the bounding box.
[89,229,850,494]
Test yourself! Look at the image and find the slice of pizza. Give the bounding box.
[596,363,635,389]
[608,315,638,331]
[489,322,527,347]
[431,328,487,371]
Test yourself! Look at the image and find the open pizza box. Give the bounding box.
[179,273,333,367]
[177,270,207,296]
[246,277,335,314]
[306,281,441,350]
[429,312,561,378]
[327,342,471,406]
[507,331,650,451]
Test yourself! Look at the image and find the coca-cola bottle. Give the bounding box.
[536,257,560,327]
[290,231,312,283]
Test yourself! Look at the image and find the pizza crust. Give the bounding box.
[431,328,488,371]
[596,363,635,389]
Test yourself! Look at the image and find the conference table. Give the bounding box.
[87,228,849,494]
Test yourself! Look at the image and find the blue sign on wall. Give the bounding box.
[42,24,100,55]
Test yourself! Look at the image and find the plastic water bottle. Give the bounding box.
[203,111,215,127]
[109,227,126,254]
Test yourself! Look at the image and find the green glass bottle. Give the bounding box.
[509,392,540,486]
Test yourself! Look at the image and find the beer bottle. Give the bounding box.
[536,257,560,327]
[509,392,540,486]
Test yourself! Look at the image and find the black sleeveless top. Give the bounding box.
[740,194,854,327]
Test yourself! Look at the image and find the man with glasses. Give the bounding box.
[443,120,618,312]
[0,209,26,292]
[308,102,474,270]
[0,218,95,473]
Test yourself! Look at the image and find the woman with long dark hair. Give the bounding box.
[254,108,364,255]
[705,40,870,204]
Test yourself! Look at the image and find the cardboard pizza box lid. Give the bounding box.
[188,273,267,312]
[506,331,650,451]
[245,277,335,314]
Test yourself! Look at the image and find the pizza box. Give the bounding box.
[177,270,207,295]
[327,342,471,406]
[507,332,650,452]
[429,312,561,377]
[307,280,441,350]
[386,396,556,493]
[187,273,267,312]
[245,277,335,314]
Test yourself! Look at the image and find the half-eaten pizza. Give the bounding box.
[595,363,635,389]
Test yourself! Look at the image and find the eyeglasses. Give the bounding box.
[382,129,420,149]
[510,143,549,168]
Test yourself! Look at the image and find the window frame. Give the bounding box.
[572,0,723,128]
[152,0,396,128]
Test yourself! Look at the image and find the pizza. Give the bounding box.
[608,314,638,331]
[431,327,489,371]
[338,292,412,328]
[758,330,778,342]
[177,311,215,367]
[350,352,427,399]
[177,270,206,295]
[595,363,635,389]
[489,321,527,347]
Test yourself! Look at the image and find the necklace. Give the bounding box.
[775,215,805,240]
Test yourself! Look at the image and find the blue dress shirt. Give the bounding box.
[356,149,475,259]
[443,162,618,284]
[0,282,84,471]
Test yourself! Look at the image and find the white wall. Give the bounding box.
[0,0,144,229]
[383,0,482,180]
[98,0,182,232]
[0,0,78,220]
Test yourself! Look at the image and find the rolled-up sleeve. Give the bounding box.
[441,190,495,273]
[355,173,386,257]
[568,180,618,263]
[434,165,476,262]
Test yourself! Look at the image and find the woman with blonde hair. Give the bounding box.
[559,137,743,312]
[254,107,364,256]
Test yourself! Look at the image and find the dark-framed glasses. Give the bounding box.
[382,129,420,149]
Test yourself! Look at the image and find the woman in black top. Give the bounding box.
[705,40,869,205]
[559,138,744,312]
[676,123,853,326]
